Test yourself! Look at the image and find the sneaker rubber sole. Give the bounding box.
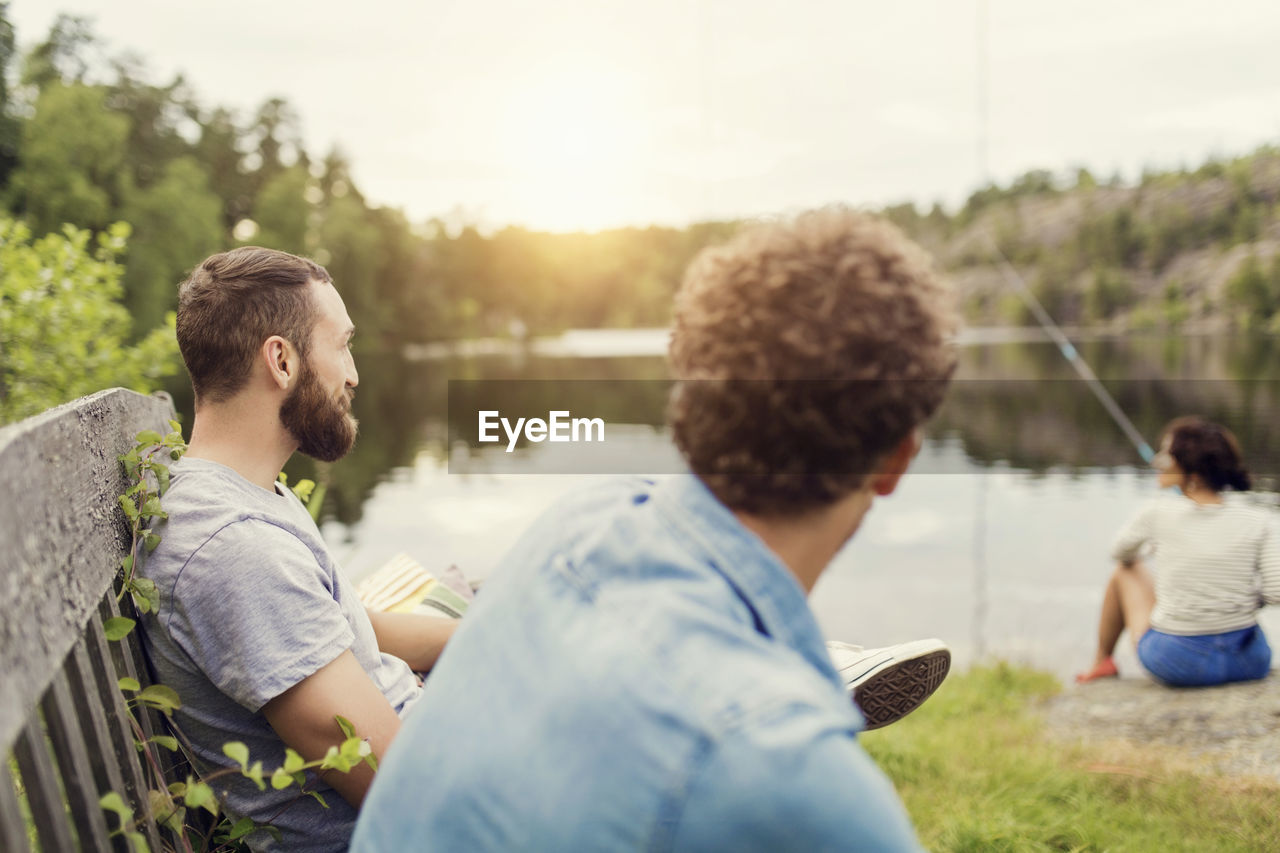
[852,648,951,731]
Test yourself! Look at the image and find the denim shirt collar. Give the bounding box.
[652,475,842,691]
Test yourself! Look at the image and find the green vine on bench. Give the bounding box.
[99,427,371,853]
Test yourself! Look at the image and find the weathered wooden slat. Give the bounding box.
[0,388,175,749]
[43,666,114,853]
[67,638,129,818]
[102,596,160,749]
[69,635,148,853]
[0,755,34,853]
[82,610,165,853]
[13,716,77,852]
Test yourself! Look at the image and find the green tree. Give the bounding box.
[316,193,383,333]
[1084,267,1134,321]
[120,156,224,333]
[19,13,95,90]
[192,105,256,229]
[0,2,20,192]
[1224,253,1277,326]
[251,164,310,251]
[6,83,129,234]
[0,219,180,424]
[106,58,197,191]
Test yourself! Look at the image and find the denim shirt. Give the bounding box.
[352,476,922,852]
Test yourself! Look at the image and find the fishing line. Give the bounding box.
[983,233,1156,464]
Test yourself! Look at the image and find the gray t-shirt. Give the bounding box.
[139,458,422,852]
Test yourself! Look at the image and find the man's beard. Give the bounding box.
[279,361,358,462]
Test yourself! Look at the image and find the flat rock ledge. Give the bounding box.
[1041,674,1280,783]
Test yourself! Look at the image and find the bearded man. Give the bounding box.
[138,247,455,852]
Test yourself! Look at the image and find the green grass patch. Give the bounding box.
[863,663,1279,852]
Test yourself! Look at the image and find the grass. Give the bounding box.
[862,663,1280,852]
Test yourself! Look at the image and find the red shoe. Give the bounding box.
[1075,657,1118,683]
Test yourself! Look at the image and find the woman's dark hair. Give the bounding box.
[1162,416,1251,492]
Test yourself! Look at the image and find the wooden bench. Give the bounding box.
[1,388,181,852]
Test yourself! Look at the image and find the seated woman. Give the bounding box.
[1077,416,1280,687]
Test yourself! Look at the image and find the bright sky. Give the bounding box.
[11,1,1280,232]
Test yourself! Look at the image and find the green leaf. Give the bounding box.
[148,788,182,832]
[148,735,179,752]
[229,817,257,839]
[136,684,182,714]
[121,554,135,575]
[307,790,329,809]
[118,494,139,522]
[223,742,250,768]
[117,676,141,692]
[143,533,161,553]
[339,737,364,762]
[99,791,132,826]
[291,479,316,504]
[131,577,160,614]
[283,748,306,775]
[270,767,294,790]
[244,760,265,790]
[183,780,217,816]
[135,430,164,446]
[334,714,356,739]
[276,471,289,485]
[104,616,136,642]
[124,830,150,853]
[155,466,170,497]
[168,420,183,434]
[140,496,164,518]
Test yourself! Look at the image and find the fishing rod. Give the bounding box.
[982,233,1156,464]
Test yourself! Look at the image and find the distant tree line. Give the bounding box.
[0,9,743,352]
[5,6,1280,380]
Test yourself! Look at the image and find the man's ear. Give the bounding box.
[869,428,923,497]
[262,335,297,392]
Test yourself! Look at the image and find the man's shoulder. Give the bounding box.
[145,489,324,595]
[154,461,317,554]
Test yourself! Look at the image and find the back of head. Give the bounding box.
[177,247,332,404]
[1163,415,1252,492]
[667,207,958,515]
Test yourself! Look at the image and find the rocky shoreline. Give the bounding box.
[1041,673,1280,784]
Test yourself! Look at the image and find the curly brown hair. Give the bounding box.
[177,247,331,403]
[667,207,958,515]
[1161,416,1251,492]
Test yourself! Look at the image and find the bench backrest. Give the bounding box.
[1,388,177,852]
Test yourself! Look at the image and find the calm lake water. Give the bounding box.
[234,331,1280,683]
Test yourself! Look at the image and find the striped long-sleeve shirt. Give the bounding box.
[1113,492,1280,635]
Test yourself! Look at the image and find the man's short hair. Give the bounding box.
[177,247,332,403]
[667,207,958,516]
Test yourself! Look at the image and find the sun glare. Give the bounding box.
[497,72,649,231]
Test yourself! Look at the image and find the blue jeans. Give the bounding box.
[1137,625,1272,687]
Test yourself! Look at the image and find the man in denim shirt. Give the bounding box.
[353,208,958,851]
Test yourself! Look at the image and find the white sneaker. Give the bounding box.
[827,638,951,731]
